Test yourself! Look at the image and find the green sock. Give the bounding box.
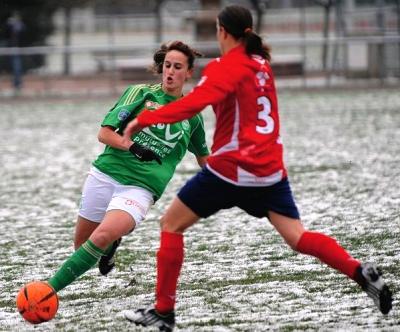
[48,240,105,292]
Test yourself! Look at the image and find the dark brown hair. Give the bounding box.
[218,5,271,61]
[151,41,203,74]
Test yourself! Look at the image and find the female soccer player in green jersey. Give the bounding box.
[45,41,209,293]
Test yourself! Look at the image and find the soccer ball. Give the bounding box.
[16,281,59,324]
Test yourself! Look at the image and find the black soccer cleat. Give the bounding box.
[98,238,121,276]
[355,262,393,315]
[124,305,175,331]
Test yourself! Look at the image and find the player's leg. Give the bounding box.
[160,197,200,233]
[243,178,362,279]
[125,168,225,329]
[74,215,121,276]
[125,197,198,330]
[48,184,152,292]
[74,216,99,249]
[157,197,200,309]
[269,211,392,314]
[74,215,122,276]
[75,167,115,250]
[89,210,135,249]
[154,168,227,313]
[74,215,120,276]
[48,210,135,293]
[97,184,154,275]
[268,211,361,278]
[89,210,134,275]
[241,177,392,314]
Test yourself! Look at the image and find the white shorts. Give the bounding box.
[78,167,154,224]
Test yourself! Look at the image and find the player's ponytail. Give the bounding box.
[243,29,271,62]
[218,5,271,61]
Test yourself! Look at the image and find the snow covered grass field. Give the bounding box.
[0,88,399,331]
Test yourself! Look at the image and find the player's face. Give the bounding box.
[162,50,193,97]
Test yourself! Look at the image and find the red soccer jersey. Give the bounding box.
[137,45,287,186]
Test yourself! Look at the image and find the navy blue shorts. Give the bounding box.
[177,167,300,220]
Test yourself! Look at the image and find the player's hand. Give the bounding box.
[129,143,162,165]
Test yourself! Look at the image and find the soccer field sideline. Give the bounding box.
[0,88,399,331]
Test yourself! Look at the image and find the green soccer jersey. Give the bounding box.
[93,83,209,199]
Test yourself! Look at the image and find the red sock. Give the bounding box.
[296,231,361,279]
[155,231,184,313]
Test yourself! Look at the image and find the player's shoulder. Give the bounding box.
[204,57,224,73]
[208,48,250,73]
[202,57,239,83]
[120,83,145,99]
[146,82,163,91]
[127,83,161,93]
[121,83,161,104]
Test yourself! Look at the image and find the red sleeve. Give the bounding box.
[136,60,235,127]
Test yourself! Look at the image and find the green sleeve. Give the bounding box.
[188,114,209,156]
[101,84,146,131]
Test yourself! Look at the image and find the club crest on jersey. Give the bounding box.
[117,109,130,121]
[182,120,190,131]
[256,71,270,87]
[145,100,161,110]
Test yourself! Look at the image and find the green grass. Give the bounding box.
[1,89,399,331]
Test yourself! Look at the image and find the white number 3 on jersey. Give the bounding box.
[256,96,274,134]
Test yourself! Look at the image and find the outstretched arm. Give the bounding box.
[101,125,161,165]
[98,126,132,151]
[122,119,143,147]
[123,61,234,139]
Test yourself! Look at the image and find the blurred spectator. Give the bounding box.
[5,12,25,92]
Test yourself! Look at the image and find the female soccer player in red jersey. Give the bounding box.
[123,6,393,330]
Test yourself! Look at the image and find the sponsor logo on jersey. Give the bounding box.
[124,198,146,214]
[135,102,190,156]
[145,100,161,110]
[118,109,130,121]
[142,123,183,149]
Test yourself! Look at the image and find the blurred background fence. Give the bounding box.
[1,0,400,98]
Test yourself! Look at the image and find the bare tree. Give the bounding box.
[312,0,334,71]
[249,0,269,34]
[61,0,91,75]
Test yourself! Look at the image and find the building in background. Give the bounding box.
[0,0,399,97]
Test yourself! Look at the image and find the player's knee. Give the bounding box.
[89,230,113,250]
[160,216,185,233]
[282,231,305,251]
